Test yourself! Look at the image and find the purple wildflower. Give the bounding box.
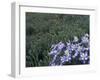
[61,54,71,64]
[48,33,90,66]
[79,52,89,63]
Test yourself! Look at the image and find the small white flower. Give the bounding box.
[77,46,82,51]
[81,36,89,43]
[85,33,89,37]
[64,49,69,56]
[73,36,78,42]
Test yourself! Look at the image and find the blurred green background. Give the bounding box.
[26,12,89,67]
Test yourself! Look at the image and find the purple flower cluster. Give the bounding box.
[48,33,90,66]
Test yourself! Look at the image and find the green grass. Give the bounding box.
[26,12,89,67]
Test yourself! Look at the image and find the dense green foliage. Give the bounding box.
[26,12,89,67]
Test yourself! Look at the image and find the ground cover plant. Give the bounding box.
[26,12,89,67]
